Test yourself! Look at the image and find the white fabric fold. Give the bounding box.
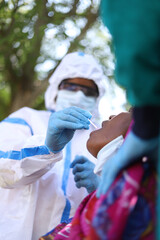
[94,135,124,176]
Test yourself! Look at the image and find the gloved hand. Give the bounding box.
[70,155,101,193]
[96,130,158,198]
[45,106,92,153]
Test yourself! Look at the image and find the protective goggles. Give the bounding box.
[58,80,99,97]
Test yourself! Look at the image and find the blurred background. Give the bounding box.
[0,0,129,122]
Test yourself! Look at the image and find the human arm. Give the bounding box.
[70,155,100,193]
[0,107,62,188]
[0,106,91,188]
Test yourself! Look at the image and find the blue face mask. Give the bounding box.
[55,89,97,113]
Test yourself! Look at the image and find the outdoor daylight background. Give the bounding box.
[0,0,129,122]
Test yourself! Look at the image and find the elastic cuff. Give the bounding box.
[45,142,63,154]
[132,106,160,139]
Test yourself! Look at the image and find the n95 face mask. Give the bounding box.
[55,89,97,113]
[94,135,124,176]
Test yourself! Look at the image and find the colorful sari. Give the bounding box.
[40,160,156,240]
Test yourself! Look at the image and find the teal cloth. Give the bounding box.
[100,1,160,239]
[100,0,160,106]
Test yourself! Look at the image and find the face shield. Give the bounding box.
[44,52,106,123]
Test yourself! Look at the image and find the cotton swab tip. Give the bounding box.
[89,119,98,129]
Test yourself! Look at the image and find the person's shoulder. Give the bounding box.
[9,107,36,117]
[8,107,50,122]
[31,108,51,117]
[9,107,47,118]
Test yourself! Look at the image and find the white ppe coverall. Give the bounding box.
[0,107,97,240]
[0,52,106,240]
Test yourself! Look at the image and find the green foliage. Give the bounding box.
[0,85,10,121]
[32,93,45,111]
[0,0,114,119]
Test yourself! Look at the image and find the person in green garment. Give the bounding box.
[97,0,160,238]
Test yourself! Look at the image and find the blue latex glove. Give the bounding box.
[96,130,158,198]
[70,155,100,193]
[45,106,92,153]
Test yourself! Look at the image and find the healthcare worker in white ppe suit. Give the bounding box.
[0,52,106,240]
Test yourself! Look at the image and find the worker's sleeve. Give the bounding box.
[0,117,62,189]
[100,0,160,107]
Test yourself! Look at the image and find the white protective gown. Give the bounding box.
[0,107,97,240]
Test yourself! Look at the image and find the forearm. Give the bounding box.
[0,123,62,188]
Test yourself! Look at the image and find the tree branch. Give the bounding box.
[68,10,98,53]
